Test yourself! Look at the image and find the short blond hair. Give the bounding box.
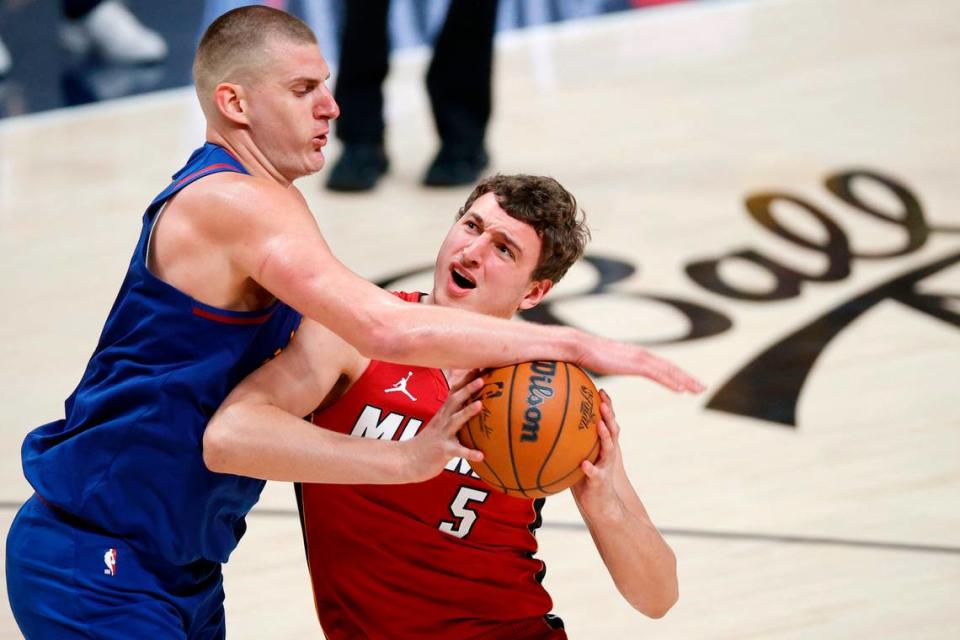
[193,6,317,102]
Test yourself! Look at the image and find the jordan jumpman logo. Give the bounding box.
[385,371,417,401]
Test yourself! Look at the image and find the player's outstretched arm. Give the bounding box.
[211,179,703,392]
[203,319,481,483]
[570,390,679,618]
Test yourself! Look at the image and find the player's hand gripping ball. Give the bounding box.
[458,361,600,498]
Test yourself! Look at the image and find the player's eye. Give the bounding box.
[497,244,513,258]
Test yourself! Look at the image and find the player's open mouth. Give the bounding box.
[450,266,476,290]
[312,135,327,149]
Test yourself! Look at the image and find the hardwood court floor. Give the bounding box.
[1,0,958,637]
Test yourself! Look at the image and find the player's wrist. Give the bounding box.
[582,492,629,527]
[393,440,419,483]
[566,326,588,363]
[543,325,583,365]
[395,440,434,484]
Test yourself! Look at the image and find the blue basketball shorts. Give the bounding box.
[6,494,226,639]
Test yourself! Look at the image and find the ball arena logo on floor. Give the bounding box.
[378,168,959,428]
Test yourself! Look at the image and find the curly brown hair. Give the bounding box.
[457,174,590,283]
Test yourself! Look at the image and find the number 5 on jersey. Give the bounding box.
[438,486,489,539]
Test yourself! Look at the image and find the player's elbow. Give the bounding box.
[630,552,679,619]
[630,581,678,619]
[354,320,398,361]
[635,584,678,619]
[202,408,241,474]
[350,309,419,363]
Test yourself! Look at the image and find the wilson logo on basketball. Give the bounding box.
[522,361,557,443]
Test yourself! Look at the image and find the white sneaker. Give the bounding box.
[0,36,11,77]
[60,0,168,64]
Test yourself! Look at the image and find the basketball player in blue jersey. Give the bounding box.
[6,6,700,639]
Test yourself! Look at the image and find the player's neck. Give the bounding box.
[205,130,293,187]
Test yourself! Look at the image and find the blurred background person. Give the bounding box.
[326,0,499,192]
[60,0,168,64]
[0,35,9,77]
[0,0,167,78]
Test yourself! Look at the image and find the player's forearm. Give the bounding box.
[262,254,582,369]
[261,250,701,387]
[203,403,413,484]
[577,496,679,618]
[377,302,701,389]
[374,302,582,369]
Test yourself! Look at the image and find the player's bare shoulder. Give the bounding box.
[167,172,311,240]
[148,170,321,306]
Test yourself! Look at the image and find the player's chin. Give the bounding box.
[302,154,325,176]
[442,295,480,315]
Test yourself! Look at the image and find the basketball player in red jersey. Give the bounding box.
[206,175,679,639]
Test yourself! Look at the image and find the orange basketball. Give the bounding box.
[459,361,601,498]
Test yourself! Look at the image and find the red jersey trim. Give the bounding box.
[390,290,426,303]
[173,163,239,189]
[191,305,276,325]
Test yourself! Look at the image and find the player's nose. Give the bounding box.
[460,239,483,267]
[316,86,339,120]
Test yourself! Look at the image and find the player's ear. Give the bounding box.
[214,82,249,126]
[518,279,553,311]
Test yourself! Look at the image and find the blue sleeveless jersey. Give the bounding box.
[21,143,302,566]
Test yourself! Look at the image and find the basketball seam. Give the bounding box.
[540,437,600,490]
[491,434,599,495]
[536,361,570,494]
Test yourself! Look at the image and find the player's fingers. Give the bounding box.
[641,361,683,392]
[447,400,483,430]
[666,363,705,394]
[581,459,598,478]
[450,369,482,394]
[596,420,615,460]
[597,418,611,440]
[642,354,704,394]
[638,365,676,392]
[454,377,485,403]
[441,378,484,417]
[457,446,484,463]
[599,401,620,439]
[674,373,704,394]
[599,389,615,419]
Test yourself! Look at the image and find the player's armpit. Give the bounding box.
[217,318,359,419]
[203,318,368,479]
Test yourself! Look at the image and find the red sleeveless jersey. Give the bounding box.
[298,292,566,640]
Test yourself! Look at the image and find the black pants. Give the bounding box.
[334,0,498,153]
[62,0,102,20]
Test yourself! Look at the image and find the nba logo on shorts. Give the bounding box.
[103,548,117,576]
